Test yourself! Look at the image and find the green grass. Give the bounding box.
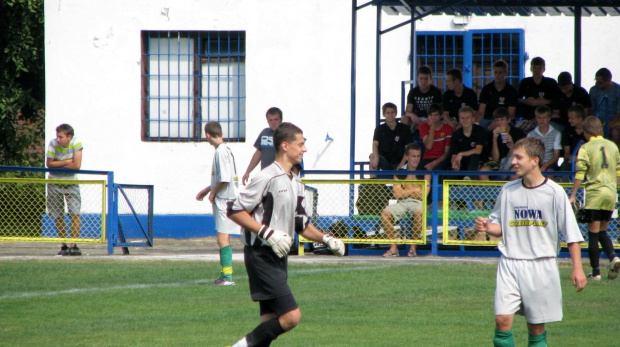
[0,260,617,346]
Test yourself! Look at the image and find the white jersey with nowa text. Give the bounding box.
[229,162,307,247]
[489,178,584,259]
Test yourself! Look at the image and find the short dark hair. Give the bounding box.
[567,105,586,120]
[382,102,397,115]
[446,68,463,83]
[204,121,223,137]
[266,107,283,120]
[514,137,545,168]
[427,103,443,115]
[492,107,510,120]
[557,71,573,86]
[530,57,545,68]
[404,142,421,155]
[273,122,303,155]
[493,60,508,72]
[595,68,612,81]
[56,124,74,137]
[535,105,552,117]
[417,65,433,77]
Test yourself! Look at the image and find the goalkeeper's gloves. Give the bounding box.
[258,225,293,258]
[322,235,345,256]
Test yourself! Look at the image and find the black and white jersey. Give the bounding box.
[229,161,307,247]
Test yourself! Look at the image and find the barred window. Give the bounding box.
[141,31,246,142]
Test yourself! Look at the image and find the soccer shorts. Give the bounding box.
[244,244,292,302]
[494,256,563,324]
[259,293,298,316]
[384,198,423,221]
[213,197,240,235]
[47,184,81,219]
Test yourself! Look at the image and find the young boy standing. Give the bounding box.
[196,121,240,285]
[228,122,345,347]
[46,124,83,256]
[475,137,587,347]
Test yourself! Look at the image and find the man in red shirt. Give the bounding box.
[419,103,453,170]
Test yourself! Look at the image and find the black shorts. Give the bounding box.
[585,209,613,223]
[259,294,298,316]
[244,245,292,301]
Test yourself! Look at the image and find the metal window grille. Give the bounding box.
[141,31,246,142]
[414,30,523,97]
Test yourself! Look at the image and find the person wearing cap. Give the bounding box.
[552,71,591,130]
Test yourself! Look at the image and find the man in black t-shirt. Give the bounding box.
[476,60,518,130]
[518,57,560,121]
[560,105,587,171]
[443,68,479,129]
[402,65,443,132]
[450,106,486,175]
[552,71,591,128]
[370,102,412,176]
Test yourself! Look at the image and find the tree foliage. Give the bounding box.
[0,0,45,169]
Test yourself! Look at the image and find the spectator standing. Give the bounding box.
[475,137,586,347]
[402,65,443,132]
[552,71,591,128]
[242,107,283,185]
[419,104,453,171]
[196,121,240,286]
[450,106,486,177]
[559,105,587,171]
[569,116,620,281]
[46,124,83,256]
[526,106,561,173]
[369,102,412,175]
[442,68,479,129]
[476,60,518,130]
[589,68,620,148]
[381,143,430,257]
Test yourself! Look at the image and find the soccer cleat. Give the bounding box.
[608,257,620,280]
[58,243,70,256]
[213,278,235,286]
[69,245,82,256]
[587,273,601,281]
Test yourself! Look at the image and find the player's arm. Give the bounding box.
[568,242,587,292]
[369,140,380,169]
[474,217,502,237]
[208,182,228,203]
[242,149,262,185]
[196,186,211,201]
[301,223,345,256]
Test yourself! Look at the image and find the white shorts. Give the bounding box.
[213,197,240,235]
[494,256,563,324]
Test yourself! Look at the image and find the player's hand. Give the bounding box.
[322,235,345,256]
[258,225,293,258]
[196,188,210,201]
[475,217,489,233]
[572,269,587,292]
[242,173,250,186]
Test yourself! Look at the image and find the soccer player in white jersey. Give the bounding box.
[228,122,345,347]
[475,137,587,347]
[569,116,620,280]
[196,121,240,285]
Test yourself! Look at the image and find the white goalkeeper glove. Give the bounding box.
[322,235,345,256]
[258,225,293,258]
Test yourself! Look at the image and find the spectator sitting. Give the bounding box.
[442,68,479,129]
[527,105,562,176]
[476,60,518,131]
[479,107,526,180]
[450,106,486,179]
[559,104,587,172]
[419,103,453,171]
[402,65,443,132]
[552,71,591,130]
[381,143,430,257]
[369,102,412,177]
[589,67,620,148]
[517,57,560,122]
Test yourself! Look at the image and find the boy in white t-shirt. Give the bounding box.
[475,137,587,347]
[196,121,240,285]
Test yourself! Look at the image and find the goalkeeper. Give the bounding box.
[228,122,345,347]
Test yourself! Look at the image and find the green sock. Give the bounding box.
[528,331,547,347]
[219,245,233,281]
[493,329,515,347]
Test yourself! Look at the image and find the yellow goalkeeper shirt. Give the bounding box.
[574,136,620,210]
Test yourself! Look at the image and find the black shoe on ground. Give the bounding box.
[69,244,82,256]
[58,243,70,256]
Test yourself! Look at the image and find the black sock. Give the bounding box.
[588,231,601,275]
[599,231,618,262]
[246,318,285,347]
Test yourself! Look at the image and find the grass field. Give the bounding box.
[0,259,617,346]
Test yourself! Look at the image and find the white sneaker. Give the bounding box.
[213,278,235,286]
[608,257,620,280]
[587,273,601,282]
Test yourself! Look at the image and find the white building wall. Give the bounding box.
[45,1,620,215]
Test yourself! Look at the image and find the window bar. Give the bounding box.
[217,34,221,128]
[196,33,202,141]
[157,32,162,141]
[226,31,231,138]
[176,31,181,142]
[186,32,191,141]
[206,34,211,126]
